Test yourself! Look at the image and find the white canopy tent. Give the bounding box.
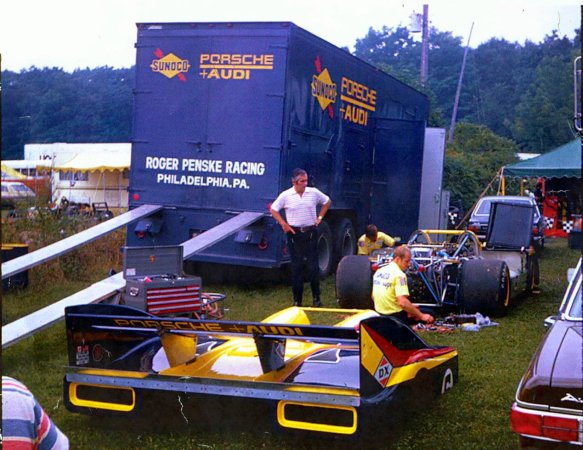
[35,144,131,211]
[44,150,131,174]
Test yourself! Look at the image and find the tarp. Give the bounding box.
[37,151,130,173]
[503,139,581,178]
[1,163,27,180]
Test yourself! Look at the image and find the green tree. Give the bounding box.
[444,123,519,211]
[512,54,575,152]
[353,25,420,74]
[467,38,527,138]
[1,67,133,159]
[351,24,579,152]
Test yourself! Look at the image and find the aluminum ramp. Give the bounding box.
[2,211,264,348]
[2,204,164,280]
[2,272,126,348]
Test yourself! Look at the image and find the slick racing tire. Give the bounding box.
[336,255,374,309]
[332,218,356,268]
[459,258,510,317]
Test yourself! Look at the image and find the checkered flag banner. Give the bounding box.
[562,221,574,233]
[544,216,554,229]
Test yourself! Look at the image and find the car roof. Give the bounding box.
[479,195,534,203]
[472,196,538,217]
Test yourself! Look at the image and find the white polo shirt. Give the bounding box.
[271,187,329,227]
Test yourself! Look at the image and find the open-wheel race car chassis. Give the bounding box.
[63,304,457,438]
[337,226,533,317]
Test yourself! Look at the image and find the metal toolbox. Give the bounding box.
[123,245,202,316]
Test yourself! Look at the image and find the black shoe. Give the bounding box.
[293,301,302,307]
[312,298,322,307]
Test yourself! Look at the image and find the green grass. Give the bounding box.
[2,238,579,449]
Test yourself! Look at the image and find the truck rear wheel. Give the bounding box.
[333,218,356,267]
[336,255,374,309]
[459,258,510,316]
[317,221,333,278]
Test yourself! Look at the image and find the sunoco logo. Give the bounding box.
[311,56,337,118]
[151,48,190,81]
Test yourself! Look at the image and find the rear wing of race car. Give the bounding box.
[65,304,362,372]
[65,304,456,398]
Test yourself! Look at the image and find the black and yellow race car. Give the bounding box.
[337,222,538,317]
[64,304,457,437]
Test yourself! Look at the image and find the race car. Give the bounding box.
[63,304,457,437]
[336,226,535,317]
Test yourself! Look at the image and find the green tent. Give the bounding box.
[503,139,581,178]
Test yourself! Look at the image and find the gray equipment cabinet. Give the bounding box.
[123,246,203,316]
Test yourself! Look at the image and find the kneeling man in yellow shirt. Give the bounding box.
[371,246,434,324]
[357,224,396,256]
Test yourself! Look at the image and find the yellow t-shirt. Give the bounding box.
[371,261,409,315]
[357,231,396,255]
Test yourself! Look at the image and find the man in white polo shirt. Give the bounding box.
[270,168,331,307]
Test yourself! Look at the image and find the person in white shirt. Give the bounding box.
[270,168,331,307]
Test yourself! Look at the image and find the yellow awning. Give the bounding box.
[37,151,131,173]
[1,163,27,179]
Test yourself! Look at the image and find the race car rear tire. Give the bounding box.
[336,255,374,309]
[459,258,510,316]
[317,221,333,278]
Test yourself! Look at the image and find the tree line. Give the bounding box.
[353,26,579,153]
[1,24,579,210]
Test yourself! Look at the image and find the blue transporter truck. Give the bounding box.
[126,22,431,276]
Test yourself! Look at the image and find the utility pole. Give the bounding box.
[448,22,474,144]
[410,5,429,87]
[420,4,429,87]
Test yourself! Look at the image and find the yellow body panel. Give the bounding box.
[277,401,358,435]
[284,385,359,397]
[159,307,373,381]
[76,368,149,378]
[360,325,385,377]
[386,352,458,387]
[69,382,135,412]
[160,337,351,382]
[160,332,198,367]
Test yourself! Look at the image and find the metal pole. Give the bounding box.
[420,4,429,86]
[574,56,582,134]
[448,22,474,144]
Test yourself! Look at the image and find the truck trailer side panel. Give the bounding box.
[127,22,430,270]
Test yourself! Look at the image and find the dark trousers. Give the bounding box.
[526,251,540,290]
[288,229,320,304]
[526,238,541,291]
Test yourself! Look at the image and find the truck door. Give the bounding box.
[338,128,373,203]
[131,29,288,212]
[370,119,425,240]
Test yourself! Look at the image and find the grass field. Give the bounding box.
[2,237,580,449]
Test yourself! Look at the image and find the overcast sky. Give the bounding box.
[0,0,580,72]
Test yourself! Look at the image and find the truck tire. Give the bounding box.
[459,258,510,317]
[333,218,356,267]
[317,221,333,278]
[336,255,374,309]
